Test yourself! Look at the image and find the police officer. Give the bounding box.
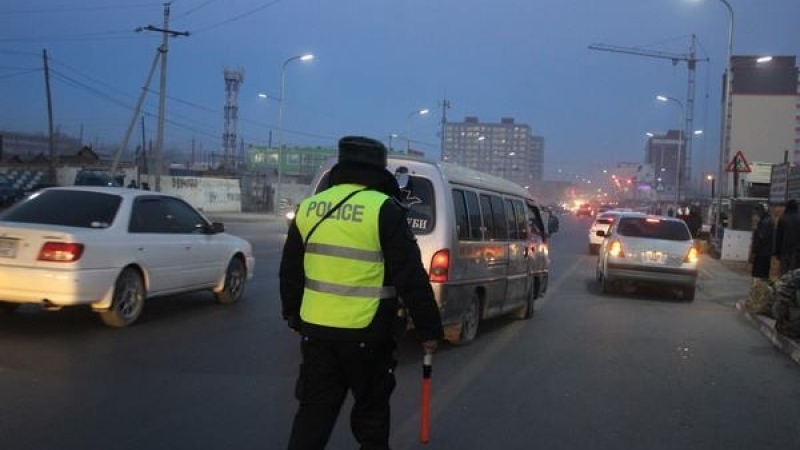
[280,135,444,450]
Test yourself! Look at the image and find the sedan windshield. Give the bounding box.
[1,190,121,228]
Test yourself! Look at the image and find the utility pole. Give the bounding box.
[110,47,160,176]
[136,3,189,191]
[439,98,450,162]
[42,49,57,184]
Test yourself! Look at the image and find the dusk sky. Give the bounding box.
[1,0,798,183]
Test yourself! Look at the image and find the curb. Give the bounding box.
[735,300,800,365]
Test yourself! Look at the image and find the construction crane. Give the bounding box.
[589,35,708,198]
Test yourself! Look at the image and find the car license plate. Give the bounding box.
[0,237,19,258]
[643,250,664,264]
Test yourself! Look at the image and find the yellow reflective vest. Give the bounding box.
[295,184,396,329]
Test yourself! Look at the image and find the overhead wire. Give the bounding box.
[191,0,288,33]
[0,69,40,80]
[0,31,142,44]
[0,3,163,14]
[172,0,222,21]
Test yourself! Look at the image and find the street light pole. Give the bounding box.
[275,53,313,215]
[405,108,429,154]
[707,174,715,199]
[657,95,685,207]
[716,0,734,202]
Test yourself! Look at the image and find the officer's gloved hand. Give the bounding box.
[422,340,438,354]
[287,316,301,332]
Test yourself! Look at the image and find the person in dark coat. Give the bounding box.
[775,199,800,275]
[750,204,774,279]
[280,136,443,450]
[686,206,702,238]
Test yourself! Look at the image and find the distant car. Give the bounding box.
[595,213,698,301]
[0,187,255,327]
[576,203,593,218]
[74,170,122,187]
[588,211,622,254]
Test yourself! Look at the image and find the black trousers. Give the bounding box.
[288,337,397,450]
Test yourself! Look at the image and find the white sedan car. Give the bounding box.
[0,186,255,327]
[595,213,698,301]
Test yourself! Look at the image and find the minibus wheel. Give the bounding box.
[512,282,535,320]
[447,295,480,345]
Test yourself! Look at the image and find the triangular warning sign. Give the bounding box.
[725,151,752,173]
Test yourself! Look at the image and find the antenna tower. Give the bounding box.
[223,67,245,169]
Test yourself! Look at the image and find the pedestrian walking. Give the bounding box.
[775,199,800,275]
[750,204,774,280]
[279,135,444,450]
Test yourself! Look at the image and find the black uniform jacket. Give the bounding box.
[279,163,444,343]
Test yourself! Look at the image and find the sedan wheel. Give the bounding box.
[215,257,246,304]
[682,286,696,302]
[600,272,614,294]
[100,268,145,328]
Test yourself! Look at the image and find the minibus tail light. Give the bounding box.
[429,249,450,282]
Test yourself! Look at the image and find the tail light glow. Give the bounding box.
[684,247,698,264]
[609,240,625,258]
[38,242,84,262]
[429,249,450,282]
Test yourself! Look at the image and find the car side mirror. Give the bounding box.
[210,222,225,233]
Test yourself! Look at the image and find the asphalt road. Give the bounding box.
[1,215,799,450]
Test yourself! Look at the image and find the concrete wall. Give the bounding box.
[141,175,242,213]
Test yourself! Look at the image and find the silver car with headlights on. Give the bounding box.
[595,212,698,301]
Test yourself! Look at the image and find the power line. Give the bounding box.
[0,69,40,80]
[0,3,163,14]
[192,0,287,33]
[50,69,135,111]
[173,0,222,21]
[0,31,138,44]
[49,56,138,102]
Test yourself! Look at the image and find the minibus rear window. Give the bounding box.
[314,171,435,235]
[402,176,435,235]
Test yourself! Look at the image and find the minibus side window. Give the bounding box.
[527,203,545,241]
[479,194,494,240]
[512,199,528,240]
[504,198,517,239]
[490,196,509,240]
[464,190,482,240]
[488,195,508,240]
[452,189,471,240]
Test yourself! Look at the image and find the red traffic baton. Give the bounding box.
[420,351,433,444]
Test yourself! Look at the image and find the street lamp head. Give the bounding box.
[300,54,314,61]
[656,95,669,102]
[756,56,773,64]
[419,109,430,115]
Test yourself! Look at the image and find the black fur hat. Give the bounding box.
[338,136,387,169]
